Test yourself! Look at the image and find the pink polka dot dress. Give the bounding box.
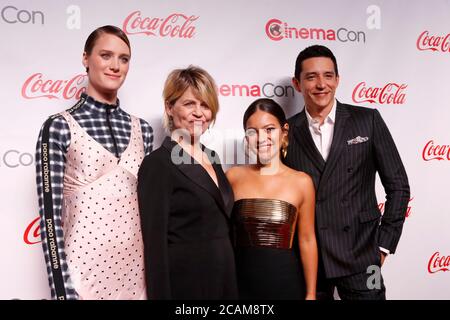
[60,111,146,300]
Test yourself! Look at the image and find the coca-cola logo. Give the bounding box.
[378,197,414,218]
[123,11,198,38]
[416,31,450,53]
[422,140,450,161]
[352,82,407,105]
[428,252,450,274]
[24,216,41,245]
[21,73,87,100]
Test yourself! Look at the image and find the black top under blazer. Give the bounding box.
[284,101,410,278]
[137,136,238,299]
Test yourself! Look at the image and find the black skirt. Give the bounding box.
[234,246,305,300]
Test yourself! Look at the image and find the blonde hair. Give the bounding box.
[163,65,219,131]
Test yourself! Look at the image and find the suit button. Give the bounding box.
[347,167,353,173]
[343,226,351,232]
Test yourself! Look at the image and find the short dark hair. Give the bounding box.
[84,25,131,56]
[243,98,287,129]
[294,45,338,80]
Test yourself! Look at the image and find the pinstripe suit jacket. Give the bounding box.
[284,101,410,278]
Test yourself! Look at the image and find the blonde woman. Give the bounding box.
[138,66,238,300]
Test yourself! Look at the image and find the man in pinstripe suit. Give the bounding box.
[284,45,410,300]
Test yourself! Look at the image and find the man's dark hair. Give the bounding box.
[294,45,338,80]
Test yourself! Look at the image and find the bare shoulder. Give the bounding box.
[288,169,315,194]
[283,168,315,209]
[288,168,313,184]
[225,165,248,184]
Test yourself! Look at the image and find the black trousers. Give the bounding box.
[317,268,386,300]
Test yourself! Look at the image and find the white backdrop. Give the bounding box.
[1,0,449,299]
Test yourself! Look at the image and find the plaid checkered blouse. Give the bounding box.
[35,93,153,299]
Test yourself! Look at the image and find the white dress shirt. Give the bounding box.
[305,100,337,162]
[304,100,390,256]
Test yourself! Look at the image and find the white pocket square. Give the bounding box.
[347,136,369,145]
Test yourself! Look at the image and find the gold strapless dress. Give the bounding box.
[232,198,305,300]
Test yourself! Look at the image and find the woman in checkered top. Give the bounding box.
[35,25,153,300]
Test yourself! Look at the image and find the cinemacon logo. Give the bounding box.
[428,252,450,274]
[21,73,86,100]
[1,150,34,168]
[352,82,407,105]
[123,11,198,38]
[265,18,366,43]
[422,140,450,161]
[417,31,450,53]
[1,5,44,24]
[218,83,294,98]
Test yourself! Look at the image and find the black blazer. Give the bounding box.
[284,101,410,278]
[137,136,237,299]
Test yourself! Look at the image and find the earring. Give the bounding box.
[281,138,288,159]
[168,116,174,131]
[281,146,287,159]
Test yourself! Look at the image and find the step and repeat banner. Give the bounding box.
[1,0,449,299]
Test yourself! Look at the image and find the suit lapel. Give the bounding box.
[293,110,326,172]
[162,137,229,217]
[203,146,234,217]
[212,161,234,217]
[319,102,351,187]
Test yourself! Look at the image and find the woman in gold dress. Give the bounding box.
[226,98,318,300]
